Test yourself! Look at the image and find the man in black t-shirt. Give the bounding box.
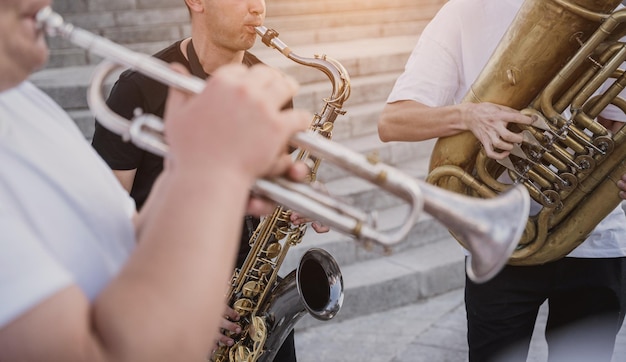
[92,42,270,264]
[92,1,327,361]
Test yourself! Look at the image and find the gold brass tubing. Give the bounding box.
[528,164,559,189]
[566,123,596,151]
[587,55,626,117]
[475,152,511,193]
[510,208,551,261]
[541,149,569,171]
[539,8,624,122]
[611,97,626,141]
[525,125,552,145]
[550,125,587,154]
[611,97,626,122]
[524,179,549,205]
[522,121,574,171]
[553,0,617,22]
[570,45,626,112]
[549,125,626,227]
[552,43,622,113]
[563,41,623,112]
[553,59,601,112]
[576,110,608,136]
[549,142,578,165]
[427,165,498,198]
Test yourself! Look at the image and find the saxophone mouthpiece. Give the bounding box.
[256,26,292,57]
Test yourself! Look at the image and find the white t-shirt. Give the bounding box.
[388,0,626,258]
[0,82,136,328]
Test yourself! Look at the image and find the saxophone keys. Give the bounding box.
[232,345,251,362]
[257,261,273,275]
[263,242,282,259]
[242,281,262,298]
[250,316,268,342]
[321,121,334,132]
[233,298,254,317]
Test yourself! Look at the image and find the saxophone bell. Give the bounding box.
[257,248,343,362]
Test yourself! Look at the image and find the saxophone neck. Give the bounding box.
[255,25,351,108]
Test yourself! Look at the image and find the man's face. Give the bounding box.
[0,0,50,90]
[201,0,266,52]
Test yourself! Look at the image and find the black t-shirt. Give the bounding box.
[92,40,287,266]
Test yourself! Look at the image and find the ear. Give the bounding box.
[184,0,204,13]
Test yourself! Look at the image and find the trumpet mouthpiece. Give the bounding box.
[36,6,66,36]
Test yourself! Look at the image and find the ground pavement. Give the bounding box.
[294,287,626,362]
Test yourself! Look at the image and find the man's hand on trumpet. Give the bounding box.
[246,160,310,216]
[164,63,311,184]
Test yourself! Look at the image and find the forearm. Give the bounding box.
[378,100,467,142]
[94,168,250,361]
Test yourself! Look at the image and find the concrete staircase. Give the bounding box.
[30,0,466,332]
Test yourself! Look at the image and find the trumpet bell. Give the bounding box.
[446,185,530,283]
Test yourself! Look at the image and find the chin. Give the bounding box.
[30,43,50,72]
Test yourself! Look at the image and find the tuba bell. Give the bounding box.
[428,0,626,265]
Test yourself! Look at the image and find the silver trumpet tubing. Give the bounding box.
[37,7,530,283]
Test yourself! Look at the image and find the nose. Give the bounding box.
[249,0,265,17]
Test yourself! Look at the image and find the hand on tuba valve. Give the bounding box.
[36,6,530,283]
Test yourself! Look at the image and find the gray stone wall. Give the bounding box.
[47,0,190,68]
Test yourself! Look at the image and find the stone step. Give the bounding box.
[33,34,417,106]
[31,35,418,146]
[265,0,444,18]
[250,34,418,82]
[44,0,442,68]
[279,203,453,274]
[315,132,436,181]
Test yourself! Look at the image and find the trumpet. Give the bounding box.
[37,7,530,283]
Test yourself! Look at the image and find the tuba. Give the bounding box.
[211,27,350,362]
[428,0,626,265]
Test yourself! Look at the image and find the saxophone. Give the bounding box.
[428,0,626,265]
[211,27,351,362]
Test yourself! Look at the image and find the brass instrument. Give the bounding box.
[428,0,626,265]
[212,26,349,362]
[37,7,530,281]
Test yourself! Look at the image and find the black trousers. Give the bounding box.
[273,329,297,362]
[465,257,626,362]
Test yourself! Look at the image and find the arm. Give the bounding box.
[92,71,156,206]
[378,99,535,160]
[0,64,310,362]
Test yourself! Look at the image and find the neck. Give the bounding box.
[182,35,246,75]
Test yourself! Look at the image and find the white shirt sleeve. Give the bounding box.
[387,33,462,107]
[0,215,72,327]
